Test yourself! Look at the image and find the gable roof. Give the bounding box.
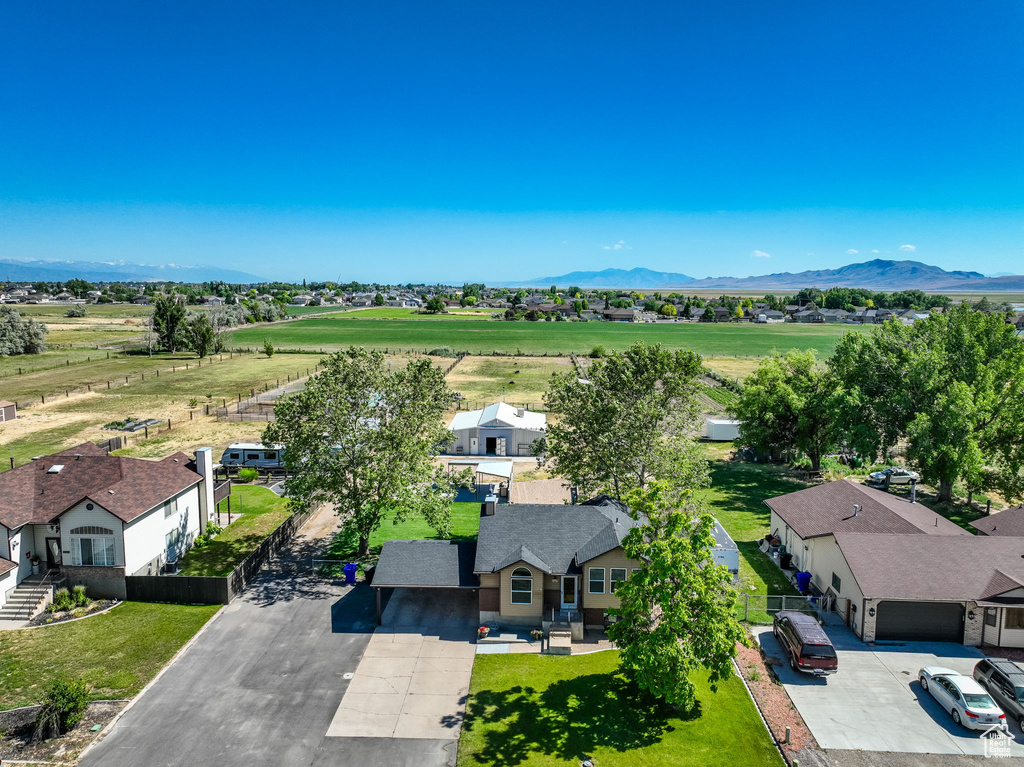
[0,444,202,529]
[765,479,967,540]
[0,557,15,576]
[474,497,642,575]
[372,540,479,588]
[449,402,547,432]
[834,533,1024,602]
[970,506,1024,537]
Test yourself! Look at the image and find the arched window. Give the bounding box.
[510,567,533,605]
[69,526,116,567]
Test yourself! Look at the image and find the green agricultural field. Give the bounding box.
[332,307,496,320]
[446,356,575,407]
[230,317,868,357]
[13,304,154,319]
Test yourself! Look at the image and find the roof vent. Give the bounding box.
[74,453,82,460]
[852,504,861,517]
[47,464,64,474]
[516,408,525,418]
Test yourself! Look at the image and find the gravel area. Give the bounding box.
[0,700,126,763]
[510,477,573,504]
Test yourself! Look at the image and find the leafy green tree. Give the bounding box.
[830,306,1024,502]
[262,338,275,357]
[0,306,48,356]
[730,351,841,470]
[608,482,746,709]
[425,297,446,313]
[373,292,385,306]
[64,278,94,298]
[186,313,216,358]
[264,349,462,556]
[539,342,707,502]
[65,305,87,318]
[658,303,677,316]
[152,292,188,352]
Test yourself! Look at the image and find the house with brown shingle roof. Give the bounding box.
[765,480,1024,648]
[0,443,217,609]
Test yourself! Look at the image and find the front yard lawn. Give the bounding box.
[177,485,291,576]
[458,651,781,767]
[323,501,481,560]
[0,601,219,710]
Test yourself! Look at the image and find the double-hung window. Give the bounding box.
[588,567,606,594]
[610,568,627,593]
[510,567,533,605]
[69,526,116,567]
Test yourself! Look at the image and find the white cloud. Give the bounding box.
[749,249,772,258]
[899,244,916,252]
[871,249,880,254]
[846,249,859,255]
[602,240,632,251]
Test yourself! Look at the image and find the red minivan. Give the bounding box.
[772,610,838,676]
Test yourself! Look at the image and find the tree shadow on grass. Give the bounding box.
[462,672,691,766]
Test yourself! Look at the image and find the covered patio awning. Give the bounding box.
[371,539,480,624]
[446,459,515,479]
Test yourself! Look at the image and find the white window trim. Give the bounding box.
[610,568,627,593]
[70,535,116,567]
[510,567,533,605]
[588,567,606,594]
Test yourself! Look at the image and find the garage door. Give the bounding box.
[875,601,964,642]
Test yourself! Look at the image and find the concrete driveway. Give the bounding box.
[755,624,1024,757]
[80,509,468,767]
[327,587,477,741]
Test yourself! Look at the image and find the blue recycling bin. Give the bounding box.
[343,562,358,585]
[795,571,812,593]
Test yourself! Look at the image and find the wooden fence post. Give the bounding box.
[167,419,172,430]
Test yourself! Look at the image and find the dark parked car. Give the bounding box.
[772,610,838,676]
[974,657,1024,731]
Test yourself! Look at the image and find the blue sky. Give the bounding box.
[1,1,1021,283]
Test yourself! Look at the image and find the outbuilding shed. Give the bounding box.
[447,402,546,456]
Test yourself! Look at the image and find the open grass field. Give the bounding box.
[458,651,781,767]
[331,307,496,320]
[177,485,292,576]
[230,316,867,357]
[446,356,575,407]
[703,356,764,381]
[0,601,220,710]
[13,304,154,319]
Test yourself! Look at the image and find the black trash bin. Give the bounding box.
[343,562,358,585]
[779,552,794,570]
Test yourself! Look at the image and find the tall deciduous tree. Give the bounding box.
[0,306,47,356]
[539,342,708,503]
[729,350,841,471]
[152,292,188,352]
[186,313,215,358]
[608,482,746,709]
[264,349,462,556]
[830,306,1024,503]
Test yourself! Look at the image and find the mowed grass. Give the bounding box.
[0,601,219,710]
[177,485,291,576]
[458,652,781,767]
[447,356,575,407]
[230,317,866,356]
[333,307,496,320]
[324,502,482,560]
[13,304,154,319]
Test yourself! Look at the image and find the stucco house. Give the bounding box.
[0,443,216,611]
[765,480,1024,647]
[447,402,546,456]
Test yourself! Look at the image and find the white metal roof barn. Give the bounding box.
[447,402,546,457]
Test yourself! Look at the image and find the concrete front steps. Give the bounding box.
[548,624,573,655]
[0,575,54,622]
[478,633,529,644]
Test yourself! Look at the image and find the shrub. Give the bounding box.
[65,305,87,318]
[427,346,457,357]
[205,520,223,537]
[51,588,73,612]
[590,346,606,358]
[188,397,199,408]
[238,468,258,482]
[263,338,275,357]
[193,535,209,548]
[34,676,90,739]
[72,585,89,608]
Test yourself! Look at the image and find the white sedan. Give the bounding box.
[919,666,1007,731]
[869,466,921,485]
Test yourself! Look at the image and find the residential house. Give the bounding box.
[764,480,1024,647]
[371,496,738,631]
[448,402,546,456]
[601,308,638,322]
[289,295,313,306]
[971,506,1024,537]
[755,309,785,323]
[0,443,217,609]
[350,297,374,307]
[201,296,226,306]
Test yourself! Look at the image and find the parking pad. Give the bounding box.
[327,628,475,740]
[754,624,1024,756]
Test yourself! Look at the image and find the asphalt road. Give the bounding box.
[80,525,461,767]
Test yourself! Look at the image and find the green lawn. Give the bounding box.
[229,317,866,357]
[324,501,482,560]
[458,652,781,767]
[333,307,495,320]
[0,601,219,710]
[177,485,292,576]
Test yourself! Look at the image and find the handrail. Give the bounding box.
[14,569,57,621]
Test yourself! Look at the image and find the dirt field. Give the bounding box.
[703,356,763,381]
[445,355,575,409]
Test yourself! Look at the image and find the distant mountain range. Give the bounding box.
[0,258,268,284]
[510,260,1024,292]
[510,267,694,289]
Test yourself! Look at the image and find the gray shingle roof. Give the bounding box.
[764,479,967,540]
[474,498,641,575]
[372,540,479,588]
